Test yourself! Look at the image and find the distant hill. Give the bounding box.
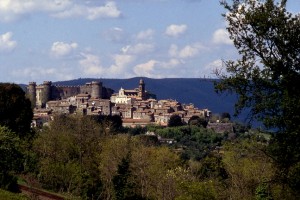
[52,77,250,122]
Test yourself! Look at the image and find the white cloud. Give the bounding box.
[133,60,157,77]
[0,0,121,22]
[0,0,72,22]
[79,53,135,77]
[53,1,121,20]
[133,58,182,78]
[121,43,154,54]
[0,32,17,52]
[11,66,74,82]
[136,29,155,40]
[160,58,181,69]
[165,24,187,37]
[212,29,233,45]
[179,44,201,58]
[79,53,104,75]
[168,44,178,57]
[110,54,136,75]
[169,43,204,59]
[50,41,78,57]
[103,27,125,42]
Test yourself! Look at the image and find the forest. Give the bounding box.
[1,0,300,199]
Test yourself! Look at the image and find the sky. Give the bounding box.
[0,0,299,84]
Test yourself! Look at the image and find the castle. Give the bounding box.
[27,81,113,108]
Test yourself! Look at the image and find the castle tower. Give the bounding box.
[42,81,52,107]
[138,79,145,100]
[27,82,36,108]
[91,81,102,99]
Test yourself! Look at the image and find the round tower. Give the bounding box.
[42,81,52,107]
[91,81,102,99]
[28,82,36,108]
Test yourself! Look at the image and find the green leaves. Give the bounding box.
[218,0,300,196]
[0,126,23,192]
[0,83,33,138]
[217,0,300,130]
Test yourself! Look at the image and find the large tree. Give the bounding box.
[216,0,300,196]
[0,83,33,138]
[0,126,23,192]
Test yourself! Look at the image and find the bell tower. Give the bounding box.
[138,79,145,100]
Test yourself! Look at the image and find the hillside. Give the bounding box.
[53,77,249,122]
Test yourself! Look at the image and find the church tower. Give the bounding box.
[138,79,145,100]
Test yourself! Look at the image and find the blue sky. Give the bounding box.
[0,0,299,84]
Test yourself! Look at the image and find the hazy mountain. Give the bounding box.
[53,77,251,123]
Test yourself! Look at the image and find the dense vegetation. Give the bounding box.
[0,189,28,200]
[0,108,286,199]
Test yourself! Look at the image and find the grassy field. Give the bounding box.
[0,189,29,200]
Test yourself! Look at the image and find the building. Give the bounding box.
[111,79,148,104]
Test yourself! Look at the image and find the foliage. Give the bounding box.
[175,180,217,200]
[217,0,300,196]
[0,189,29,200]
[0,126,23,192]
[223,138,274,199]
[126,125,147,136]
[0,83,33,138]
[188,116,208,128]
[93,114,124,134]
[113,154,132,200]
[97,135,131,199]
[155,125,224,160]
[168,114,184,127]
[255,182,274,200]
[220,112,231,123]
[33,115,103,198]
[217,0,300,129]
[196,153,228,181]
[25,111,284,199]
[129,144,182,199]
[163,167,217,200]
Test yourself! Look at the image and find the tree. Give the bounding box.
[188,116,208,128]
[94,115,123,135]
[221,112,231,123]
[168,114,184,127]
[0,126,23,192]
[130,145,181,199]
[113,153,133,200]
[222,139,274,200]
[0,83,33,138]
[216,0,300,196]
[97,135,131,199]
[33,115,103,198]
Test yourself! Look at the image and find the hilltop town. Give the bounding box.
[27,79,211,128]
